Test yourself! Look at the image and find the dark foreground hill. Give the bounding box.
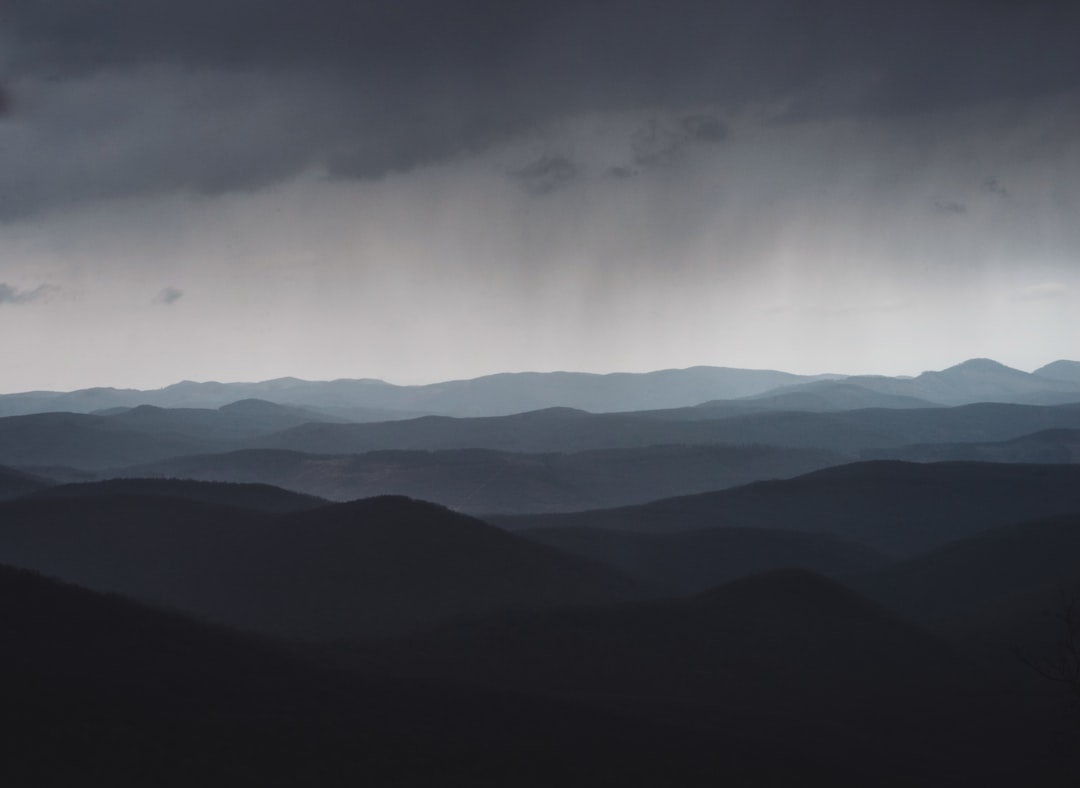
[491,461,1080,557]
[523,525,888,593]
[0,494,646,639]
[3,554,1077,784]
[1,564,824,788]
[848,515,1080,735]
[119,443,843,514]
[351,570,1069,785]
[365,570,968,708]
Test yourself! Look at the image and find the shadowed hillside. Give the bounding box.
[0,494,647,639]
[524,525,889,593]
[0,564,795,788]
[492,461,1080,557]
[857,514,1080,627]
[348,569,1052,785]
[0,412,213,469]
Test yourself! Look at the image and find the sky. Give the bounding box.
[1,0,1078,392]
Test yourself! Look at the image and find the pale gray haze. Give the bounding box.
[1,1,1078,391]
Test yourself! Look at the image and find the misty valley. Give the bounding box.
[3,359,1080,786]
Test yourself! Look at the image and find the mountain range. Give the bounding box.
[4,358,1080,785]
[2,358,1078,419]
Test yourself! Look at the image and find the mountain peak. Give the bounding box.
[1033,359,1080,383]
[939,358,1019,375]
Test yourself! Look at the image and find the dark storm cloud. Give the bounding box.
[2,0,1078,215]
[681,115,729,143]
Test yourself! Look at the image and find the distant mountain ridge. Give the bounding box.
[2,358,1076,420]
[0,366,837,418]
[752,358,1080,408]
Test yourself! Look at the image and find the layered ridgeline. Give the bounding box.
[2,359,1078,419]
[4,399,1080,514]
[4,398,1080,471]
[116,444,844,514]
[0,366,837,418]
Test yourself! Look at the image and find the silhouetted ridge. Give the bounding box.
[0,464,51,500]
[493,461,1080,557]
[940,358,1021,374]
[1034,359,1080,384]
[859,513,1080,625]
[24,476,327,512]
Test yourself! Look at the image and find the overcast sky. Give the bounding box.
[1,0,1078,392]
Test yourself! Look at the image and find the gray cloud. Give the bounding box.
[154,286,183,305]
[932,200,967,216]
[1,1,1077,217]
[0,283,56,304]
[983,176,1009,197]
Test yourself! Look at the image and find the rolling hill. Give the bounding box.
[0,564,756,787]
[352,569,1018,783]
[855,514,1080,627]
[491,461,1080,557]
[0,494,647,639]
